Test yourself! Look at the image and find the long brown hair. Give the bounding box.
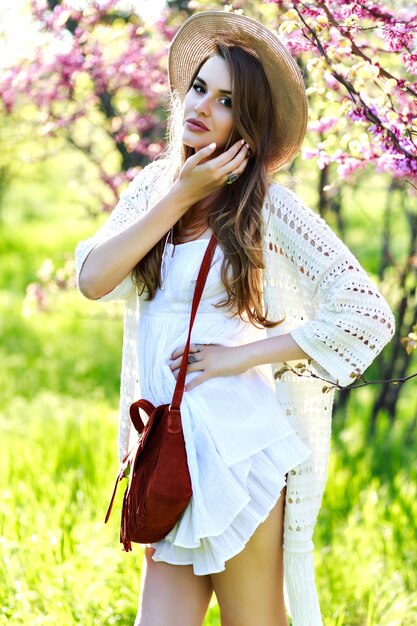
[133,42,284,328]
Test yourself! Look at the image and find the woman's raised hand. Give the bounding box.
[174,139,250,205]
[78,141,249,301]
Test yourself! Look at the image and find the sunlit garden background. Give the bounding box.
[1,1,416,624]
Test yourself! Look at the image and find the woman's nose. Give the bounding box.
[194,95,211,116]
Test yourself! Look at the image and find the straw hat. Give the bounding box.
[168,11,308,172]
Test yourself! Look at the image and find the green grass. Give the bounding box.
[1,157,416,625]
[316,413,417,625]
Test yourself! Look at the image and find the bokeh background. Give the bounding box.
[1,1,416,624]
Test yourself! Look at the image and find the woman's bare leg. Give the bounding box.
[210,489,287,626]
[135,546,213,626]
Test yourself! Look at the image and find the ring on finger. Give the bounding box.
[187,354,198,365]
[226,171,239,185]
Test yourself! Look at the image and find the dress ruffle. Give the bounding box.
[150,419,310,575]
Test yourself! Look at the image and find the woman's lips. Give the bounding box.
[185,119,209,132]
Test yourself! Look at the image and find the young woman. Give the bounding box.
[75,11,395,626]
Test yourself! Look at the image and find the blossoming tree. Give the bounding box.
[269,0,417,426]
[1,0,416,421]
[1,0,175,211]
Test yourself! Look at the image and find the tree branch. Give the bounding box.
[318,1,417,99]
[292,1,417,163]
[274,359,417,391]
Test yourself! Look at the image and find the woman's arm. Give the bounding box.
[169,335,309,391]
[79,181,192,300]
[241,333,310,365]
[78,140,249,300]
[264,183,396,387]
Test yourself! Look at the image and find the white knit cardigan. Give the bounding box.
[75,159,395,625]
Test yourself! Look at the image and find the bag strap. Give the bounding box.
[170,234,217,410]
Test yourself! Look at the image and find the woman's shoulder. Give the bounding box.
[265,180,331,229]
[263,180,350,262]
[117,157,172,210]
[128,157,171,191]
[266,180,310,212]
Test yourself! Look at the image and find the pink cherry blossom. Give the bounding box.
[271,0,417,180]
[1,0,171,203]
[1,0,416,197]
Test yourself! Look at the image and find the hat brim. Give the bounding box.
[168,11,308,172]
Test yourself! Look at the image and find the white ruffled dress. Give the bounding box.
[136,239,311,575]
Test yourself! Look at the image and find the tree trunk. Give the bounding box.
[370,189,417,434]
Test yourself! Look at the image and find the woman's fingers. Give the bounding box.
[219,144,250,180]
[170,343,201,360]
[185,373,209,392]
[169,343,244,384]
[169,343,204,376]
[187,142,217,167]
[204,140,249,180]
[188,139,245,175]
[224,155,250,182]
[170,356,204,380]
[210,139,246,169]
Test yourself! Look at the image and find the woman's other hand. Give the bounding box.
[168,343,251,391]
[168,334,310,391]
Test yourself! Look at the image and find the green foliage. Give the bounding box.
[0,395,136,625]
[2,357,416,625]
[316,403,417,625]
[1,158,416,625]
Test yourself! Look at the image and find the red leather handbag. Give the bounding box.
[105,234,217,549]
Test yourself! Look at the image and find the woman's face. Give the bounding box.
[182,55,234,153]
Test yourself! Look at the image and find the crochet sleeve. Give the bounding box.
[268,184,396,388]
[74,160,162,302]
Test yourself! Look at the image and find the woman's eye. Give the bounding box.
[220,97,232,108]
[193,83,205,94]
